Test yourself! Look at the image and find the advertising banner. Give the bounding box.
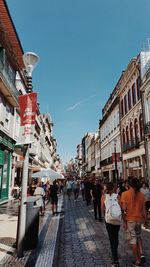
[17,92,37,145]
[112,152,120,163]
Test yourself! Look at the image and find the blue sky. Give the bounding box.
[6,0,150,164]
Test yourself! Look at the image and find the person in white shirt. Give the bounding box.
[34,181,45,215]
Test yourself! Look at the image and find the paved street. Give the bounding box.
[0,193,150,267]
[53,194,150,267]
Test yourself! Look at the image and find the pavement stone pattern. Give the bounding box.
[53,194,150,267]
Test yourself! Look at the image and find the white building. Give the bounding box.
[100,84,122,181]
[85,133,95,174]
[94,131,101,177]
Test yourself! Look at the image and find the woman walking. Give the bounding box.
[101,182,121,267]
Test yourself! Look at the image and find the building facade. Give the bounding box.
[119,58,146,179]
[100,85,122,182]
[0,1,25,201]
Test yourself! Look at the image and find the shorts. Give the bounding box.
[67,189,72,194]
[51,197,58,205]
[126,221,142,245]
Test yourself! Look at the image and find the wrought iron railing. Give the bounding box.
[122,138,140,152]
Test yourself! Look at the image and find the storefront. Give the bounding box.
[122,146,146,179]
[0,134,15,202]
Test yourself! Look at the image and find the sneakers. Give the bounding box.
[111,261,119,267]
[141,254,146,263]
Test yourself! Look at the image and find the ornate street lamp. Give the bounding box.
[17,52,39,258]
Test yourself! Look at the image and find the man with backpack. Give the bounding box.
[101,182,122,267]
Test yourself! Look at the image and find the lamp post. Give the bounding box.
[114,139,118,184]
[17,52,39,258]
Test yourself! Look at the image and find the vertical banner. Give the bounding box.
[17,92,37,145]
[112,153,120,163]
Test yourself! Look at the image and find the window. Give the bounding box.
[5,104,11,129]
[132,83,136,106]
[121,99,124,117]
[124,95,128,114]
[128,89,131,110]
[134,118,139,140]
[139,114,144,141]
[136,77,141,100]
[122,129,126,144]
[130,122,133,140]
[126,126,129,142]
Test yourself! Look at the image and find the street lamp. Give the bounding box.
[113,139,118,184]
[17,52,39,258]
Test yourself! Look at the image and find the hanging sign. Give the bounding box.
[17,92,37,145]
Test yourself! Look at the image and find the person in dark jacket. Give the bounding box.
[84,177,92,206]
[91,178,103,221]
[50,180,59,215]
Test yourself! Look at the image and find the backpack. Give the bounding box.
[105,193,122,225]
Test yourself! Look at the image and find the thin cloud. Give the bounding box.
[67,101,82,111]
[67,94,96,111]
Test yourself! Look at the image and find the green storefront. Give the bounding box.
[0,134,15,202]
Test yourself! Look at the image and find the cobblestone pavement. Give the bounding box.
[53,194,150,267]
[0,194,150,267]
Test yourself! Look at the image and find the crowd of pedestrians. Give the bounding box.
[23,175,149,267]
[62,175,150,267]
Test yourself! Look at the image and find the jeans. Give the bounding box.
[105,222,120,262]
[93,199,101,219]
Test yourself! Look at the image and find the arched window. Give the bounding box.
[128,89,131,110]
[122,129,126,144]
[134,118,139,140]
[132,83,136,106]
[139,114,144,141]
[126,126,129,143]
[130,122,133,140]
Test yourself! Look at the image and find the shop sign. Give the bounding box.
[17,93,37,145]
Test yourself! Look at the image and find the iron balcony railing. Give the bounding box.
[122,138,140,152]
[145,121,150,134]
[0,56,19,103]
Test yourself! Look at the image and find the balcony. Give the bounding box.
[122,138,140,153]
[0,54,19,107]
[100,156,113,167]
[145,121,150,134]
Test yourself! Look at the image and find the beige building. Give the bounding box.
[119,58,146,179]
